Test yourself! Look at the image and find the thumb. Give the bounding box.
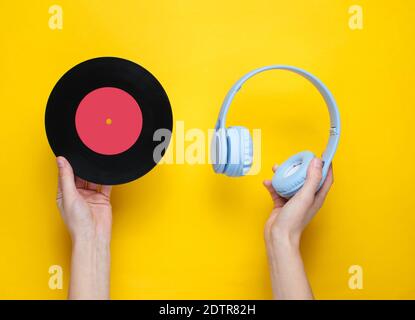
[57,157,77,199]
[299,157,323,198]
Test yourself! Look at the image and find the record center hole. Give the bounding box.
[105,118,112,125]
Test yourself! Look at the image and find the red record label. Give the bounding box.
[75,87,143,155]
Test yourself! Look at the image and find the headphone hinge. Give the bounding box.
[330,127,339,136]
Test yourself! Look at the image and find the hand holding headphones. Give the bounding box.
[211,65,340,198]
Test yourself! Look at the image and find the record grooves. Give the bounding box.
[45,57,173,185]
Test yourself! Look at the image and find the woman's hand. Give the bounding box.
[263,157,333,300]
[56,156,112,244]
[56,156,112,300]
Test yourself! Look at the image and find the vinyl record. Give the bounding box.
[45,57,173,185]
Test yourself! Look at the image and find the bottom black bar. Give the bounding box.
[0,300,413,318]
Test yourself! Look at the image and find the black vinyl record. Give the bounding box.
[45,57,173,185]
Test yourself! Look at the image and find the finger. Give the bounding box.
[56,157,77,199]
[263,179,286,208]
[297,157,323,201]
[304,165,334,225]
[57,160,62,196]
[314,164,334,205]
[272,164,278,173]
[100,185,112,198]
[75,176,86,189]
[263,179,278,199]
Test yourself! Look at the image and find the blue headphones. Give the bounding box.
[211,65,341,198]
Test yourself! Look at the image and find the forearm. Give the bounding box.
[269,233,313,300]
[69,239,111,300]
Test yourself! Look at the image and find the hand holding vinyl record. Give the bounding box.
[56,156,112,243]
[45,57,173,299]
[56,156,112,299]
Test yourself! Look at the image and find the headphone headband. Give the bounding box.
[215,65,341,178]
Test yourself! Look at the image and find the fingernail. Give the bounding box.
[313,158,322,168]
[56,157,64,169]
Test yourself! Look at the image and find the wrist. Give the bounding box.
[71,228,111,248]
[270,227,301,251]
[72,236,111,251]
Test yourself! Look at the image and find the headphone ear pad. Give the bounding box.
[272,151,315,198]
[211,129,228,173]
[224,126,253,177]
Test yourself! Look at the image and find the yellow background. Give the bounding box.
[0,0,414,299]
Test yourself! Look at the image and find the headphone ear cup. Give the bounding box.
[223,126,253,177]
[271,151,315,198]
[211,128,228,173]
